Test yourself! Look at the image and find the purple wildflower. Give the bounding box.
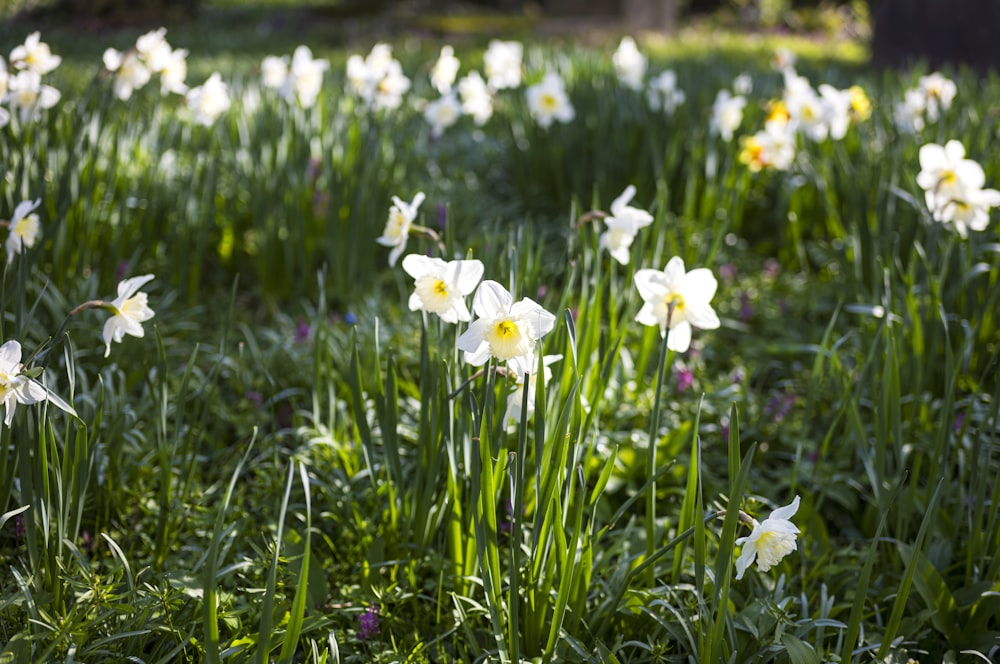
[739,292,753,322]
[676,366,694,393]
[295,319,310,344]
[358,604,380,640]
[246,391,263,407]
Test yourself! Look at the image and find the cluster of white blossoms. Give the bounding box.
[261,45,329,108]
[612,37,686,116]
[736,55,871,172]
[346,43,411,112]
[1,32,62,126]
[895,72,956,133]
[103,27,188,100]
[916,140,1000,237]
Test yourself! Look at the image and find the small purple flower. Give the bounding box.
[739,292,753,323]
[763,258,781,279]
[730,367,745,385]
[115,260,130,282]
[676,366,694,392]
[295,319,310,344]
[358,603,381,640]
[246,391,263,407]
[765,391,796,423]
[953,411,965,433]
[719,263,737,282]
[14,515,25,539]
[536,285,547,300]
[436,203,448,230]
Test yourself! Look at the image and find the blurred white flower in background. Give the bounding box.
[9,31,61,75]
[431,45,460,95]
[646,70,685,115]
[599,185,654,265]
[458,71,494,126]
[4,199,41,264]
[424,92,462,138]
[710,89,746,142]
[612,36,646,91]
[185,73,231,125]
[526,72,574,129]
[484,39,523,90]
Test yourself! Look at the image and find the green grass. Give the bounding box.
[0,14,998,664]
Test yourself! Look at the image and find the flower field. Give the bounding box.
[0,20,998,663]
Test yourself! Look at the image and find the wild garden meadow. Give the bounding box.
[0,14,998,664]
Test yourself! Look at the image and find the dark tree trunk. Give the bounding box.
[869,0,1000,71]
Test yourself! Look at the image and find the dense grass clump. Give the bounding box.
[0,19,997,664]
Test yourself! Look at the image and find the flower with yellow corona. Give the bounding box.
[735,496,801,580]
[377,192,425,267]
[456,280,555,366]
[5,199,41,264]
[401,254,484,324]
[0,340,47,427]
[526,72,574,129]
[103,275,156,358]
[634,257,720,353]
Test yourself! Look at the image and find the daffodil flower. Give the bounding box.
[401,254,483,323]
[377,192,425,267]
[456,280,555,366]
[599,185,653,265]
[526,72,574,129]
[5,199,41,264]
[10,31,61,75]
[103,274,155,358]
[634,257,720,353]
[0,340,47,427]
[504,353,561,426]
[735,495,801,580]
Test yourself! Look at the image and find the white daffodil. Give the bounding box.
[456,280,556,366]
[5,70,60,122]
[916,140,987,220]
[738,121,796,172]
[599,185,654,265]
[634,256,720,353]
[818,84,852,141]
[372,59,410,112]
[612,36,646,91]
[735,495,801,580]
[710,89,745,142]
[287,45,328,108]
[0,58,8,98]
[733,72,753,96]
[784,81,829,142]
[401,254,484,323]
[526,72,574,129]
[424,92,461,138]
[135,27,172,72]
[458,71,494,126]
[0,340,47,427]
[103,48,152,100]
[10,31,61,75]
[918,72,956,123]
[431,45,460,95]
[505,353,561,427]
[377,192,425,267]
[5,199,41,264]
[185,73,231,126]
[261,54,289,90]
[771,47,795,72]
[894,87,926,133]
[103,274,155,358]
[484,39,523,90]
[158,48,188,95]
[646,69,685,114]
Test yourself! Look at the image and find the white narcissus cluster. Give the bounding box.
[894,71,956,133]
[3,32,62,125]
[103,27,188,99]
[261,46,329,108]
[346,43,411,112]
[917,140,1000,238]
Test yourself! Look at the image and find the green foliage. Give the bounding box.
[0,23,997,664]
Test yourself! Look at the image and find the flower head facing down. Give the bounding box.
[5,199,41,264]
[599,185,654,265]
[401,254,484,323]
[634,257,720,353]
[735,495,801,580]
[103,274,156,358]
[456,281,555,366]
[0,340,47,427]
[376,192,425,267]
[612,36,646,90]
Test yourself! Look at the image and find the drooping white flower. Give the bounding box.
[103,48,152,100]
[431,45,460,94]
[103,274,156,358]
[376,192,425,267]
[5,70,60,122]
[135,27,172,72]
[484,40,523,90]
[5,199,41,264]
[918,72,956,123]
[158,48,189,95]
[735,496,801,580]
[401,254,484,323]
[646,70,685,114]
[9,31,61,75]
[185,73,231,126]
[599,185,654,265]
[612,36,646,91]
[634,257,720,353]
[456,281,556,366]
[710,89,746,142]
[917,140,1000,237]
[261,55,289,90]
[457,71,494,126]
[424,92,461,138]
[286,45,328,108]
[526,72,574,129]
[0,340,47,427]
[505,353,561,426]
